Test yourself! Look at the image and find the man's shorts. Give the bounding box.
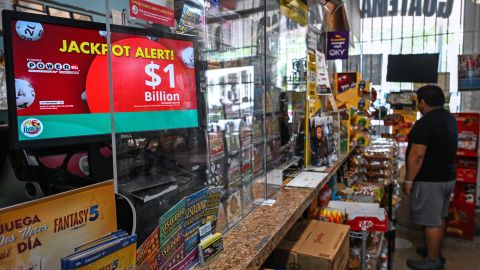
[410,180,455,227]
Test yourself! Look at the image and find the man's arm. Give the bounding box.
[404,143,427,195]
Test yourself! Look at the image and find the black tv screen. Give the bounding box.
[387,54,439,83]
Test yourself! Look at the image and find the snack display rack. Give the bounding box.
[446,113,479,240]
[337,139,400,270]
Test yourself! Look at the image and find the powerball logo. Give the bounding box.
[27,59,80,74]
[20,118,43,138]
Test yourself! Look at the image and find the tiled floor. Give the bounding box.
[393,225,480,270]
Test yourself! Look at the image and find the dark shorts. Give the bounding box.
[410,180,455,227]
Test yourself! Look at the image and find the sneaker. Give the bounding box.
[407,257,444,270]
[415,246,446,264]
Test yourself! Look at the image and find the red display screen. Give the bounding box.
[3,11,199,148]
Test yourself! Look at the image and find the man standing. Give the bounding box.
[403,85,458,270]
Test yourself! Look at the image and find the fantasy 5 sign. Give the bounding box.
[0,181,117,270]
[361,0,454,18]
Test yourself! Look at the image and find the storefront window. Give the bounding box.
[354,0,465,111]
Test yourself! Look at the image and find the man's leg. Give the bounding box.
[425,222,445,261]
[407,182,445,269]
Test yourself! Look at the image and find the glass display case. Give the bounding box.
[102,0,310,245]
[0,0,309,249]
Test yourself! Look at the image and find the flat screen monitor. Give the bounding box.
[3,10,200,149]
[386,53,439,83]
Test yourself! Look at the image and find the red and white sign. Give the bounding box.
[130,0,175,27]
[11,21,197,116]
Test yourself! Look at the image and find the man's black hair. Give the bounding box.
[417,85,445,107]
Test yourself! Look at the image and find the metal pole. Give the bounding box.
[361,230,368,270]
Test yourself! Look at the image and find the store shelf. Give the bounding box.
[194,149,356,270]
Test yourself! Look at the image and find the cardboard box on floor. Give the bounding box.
[268,220,349,270]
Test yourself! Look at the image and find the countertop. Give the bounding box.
[196,151,354,270]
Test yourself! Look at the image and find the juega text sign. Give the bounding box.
[361,0,453,18]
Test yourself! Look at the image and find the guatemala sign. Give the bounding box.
[361,0,454,18]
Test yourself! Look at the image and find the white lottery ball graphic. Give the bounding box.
[15,79,35,109]
[15,21,44,41]
[99,30,110,39]
[79,155,90,176]
[181,47,195,68]
[81,91,87,102]
[146,36,158,41]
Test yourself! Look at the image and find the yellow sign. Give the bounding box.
[0,181,117,270]
[307,51,317,99]
[280,0,307,26]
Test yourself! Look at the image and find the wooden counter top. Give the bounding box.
[197,151,354,269]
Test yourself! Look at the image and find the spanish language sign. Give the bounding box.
[130,0,175,27]
[0,181,117,270]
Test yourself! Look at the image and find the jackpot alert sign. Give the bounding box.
[10,19,198,142]
[0,181,117,270]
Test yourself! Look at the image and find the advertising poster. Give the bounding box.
[129,0,175,27]
[0,181,117,270]
[316,51,332,95]
[10,19,198,142]
[158,198,186,270]
[326,31,349,60]
[136,227,160,270]
[458,54,480,91]
[310,116,335,167]
[454,113,479,157]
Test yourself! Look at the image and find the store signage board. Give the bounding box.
[458,54,480,91]
[3,11,200,149]
[361,0,454,18]
[0,181,117,270]
[129,0,174,27]
[326,31,349,60]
